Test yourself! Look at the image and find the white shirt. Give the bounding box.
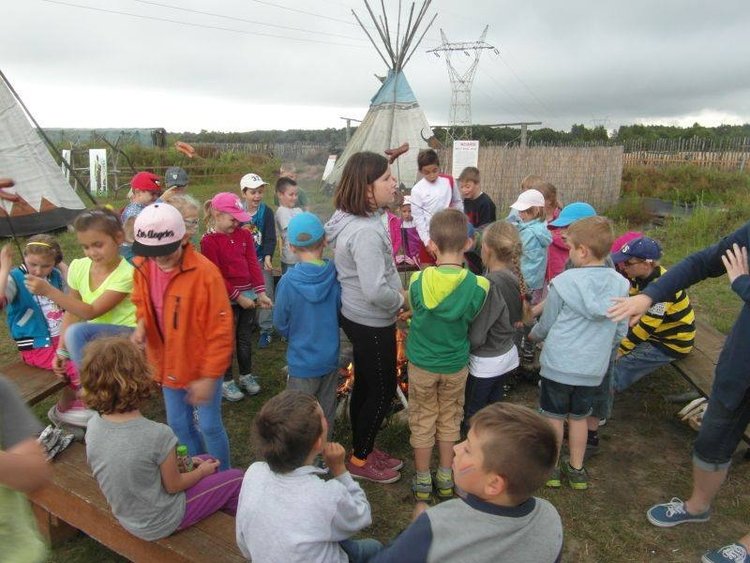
[410,175,463,244]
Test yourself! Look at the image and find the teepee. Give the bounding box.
[0,71,85,237]
[326,0,437,190]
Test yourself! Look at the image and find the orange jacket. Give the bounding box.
[132,244,233,389]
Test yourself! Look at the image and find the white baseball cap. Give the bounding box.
[240,173,268,192]
[510,188,545,211]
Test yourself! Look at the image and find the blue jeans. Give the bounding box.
[256,266,274,334]
[65,322,134,367]
[340,538,383,563]
[693,387,750,470]
[463,373,506,434]
[591,349,617,420]
[613,342,676,392]
[539,378,596,419]
[162,380,231,470]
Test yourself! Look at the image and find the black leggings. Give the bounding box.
[340,315,397,460]
[224,305,255,381]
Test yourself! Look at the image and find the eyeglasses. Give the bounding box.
[183,219,200,228]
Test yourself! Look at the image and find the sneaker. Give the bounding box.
[370,448,404,471]
[411,475,433,502]
[222,380,245,401]
[48,405,94,428]
[258,332,272,349]
[239,373,261,395]
[702,543,749,563]
[434,471,454,500]
[561,462,589,490]
[545,467,561,488]
[646,498,710,527]
[585,441,600,458]
[599,418,608,427]
[346,459,400,484]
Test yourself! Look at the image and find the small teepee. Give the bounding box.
[0,71,85,237]
[326,0,437,190]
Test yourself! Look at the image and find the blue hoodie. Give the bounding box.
[273,260,341,378]
[517,219,552,290]
[530,266,629,386]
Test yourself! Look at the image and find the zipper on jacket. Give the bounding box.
[173,296,181,330]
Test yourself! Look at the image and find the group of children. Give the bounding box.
[2,147,699,562]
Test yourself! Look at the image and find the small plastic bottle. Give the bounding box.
[176,445,194,473]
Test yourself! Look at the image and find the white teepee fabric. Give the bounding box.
[327,70,432,189]
[0,78,85,236]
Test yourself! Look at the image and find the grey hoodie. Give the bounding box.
[530,266,629,386]
[325,209,404,327]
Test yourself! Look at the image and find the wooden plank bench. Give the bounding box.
[29,442,246,562]
[1,361,66,405]
[672,318,750,445]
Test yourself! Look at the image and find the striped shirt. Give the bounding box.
[619,265,695,358]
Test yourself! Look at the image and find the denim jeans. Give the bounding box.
[225,305,254,381]
[65,322,134,367]
[162,379,231,470]
[340,538,383,563]
[693,387,750,470]
[613,341,676,392]
[463,373,506,434]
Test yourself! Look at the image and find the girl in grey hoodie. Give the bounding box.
[324,152,406,484]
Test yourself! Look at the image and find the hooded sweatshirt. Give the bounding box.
[530,266,629,386]
[517,218,552,290]
[407,267,489,374]
[273,260,341,378]
[324,210,404,327]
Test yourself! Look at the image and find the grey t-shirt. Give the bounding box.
[85,414,185,540]
[0,377,42,449]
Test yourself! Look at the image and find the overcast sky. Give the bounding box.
[4,0,750,133]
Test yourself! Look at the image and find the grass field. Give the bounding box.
[4,161,750,562]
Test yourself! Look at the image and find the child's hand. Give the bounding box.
[397,309,412,322]
[412,501,429,520]
[52,353,69,381]
[236,294,256,309]
[263,256,273,271]
[0,244,13,269]
[24,275,52,296]
[197,458,220,477]
[187,378,217,405]
[131,320,146,349]
[322,442,346,477]
[256,293,273,309]
[721,243,749,284]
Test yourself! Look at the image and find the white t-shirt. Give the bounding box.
[275,206,303,265]
[469,346,519,379]
[410,175,463,244]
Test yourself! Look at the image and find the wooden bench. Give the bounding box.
[1,361,66,405]
[672,318,750,445]
[29,442,246,562]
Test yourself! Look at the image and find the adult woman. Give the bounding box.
[325,152,405,483]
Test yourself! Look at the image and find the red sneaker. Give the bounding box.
[346,458,401,484]
[370,448,404,471]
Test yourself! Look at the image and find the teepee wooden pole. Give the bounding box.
[352,10,390,68]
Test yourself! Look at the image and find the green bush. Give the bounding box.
[622,165,750,205]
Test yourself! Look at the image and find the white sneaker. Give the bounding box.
[239,373,261,395]
[222,381,245,401]
[48,405,95,428]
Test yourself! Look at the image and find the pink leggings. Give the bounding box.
[21,336,79,389]
[177,456,243,530]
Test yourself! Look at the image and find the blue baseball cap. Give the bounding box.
[611,236,662,264]
[549,202,596,227]
[288,212,325,247]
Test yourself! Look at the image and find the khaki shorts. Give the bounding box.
[408,364,468,448]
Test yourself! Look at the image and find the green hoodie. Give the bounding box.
[407,266,489,374]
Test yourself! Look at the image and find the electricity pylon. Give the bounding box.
[427,26,497,140]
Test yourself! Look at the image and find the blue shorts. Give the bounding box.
[693,388,750,471]
[539,377,596,420]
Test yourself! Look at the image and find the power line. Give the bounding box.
[496,53,553,116]
[41,0,367,48]
[244,0,359,26]
[130,0,365,41]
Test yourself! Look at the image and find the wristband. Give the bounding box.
[56,348,70,359]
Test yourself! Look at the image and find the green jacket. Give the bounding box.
[407,266,489,373]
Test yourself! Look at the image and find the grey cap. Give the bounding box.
[164,166,189,188]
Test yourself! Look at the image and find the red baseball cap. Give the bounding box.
[131,171,162,192]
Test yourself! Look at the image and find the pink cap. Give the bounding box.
[510,189,545,211]
[211,192,250,222]
[133,203,186,257]
[611,231,643,254]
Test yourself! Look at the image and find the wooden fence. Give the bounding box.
[623,151,749,170]
[438,146,624,212]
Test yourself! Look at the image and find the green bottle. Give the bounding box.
[176,445,193,473]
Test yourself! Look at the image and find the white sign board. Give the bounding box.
[61,149,71,181]
[452,140,480,180]
[322,154,337,181]
[89,149,108,194]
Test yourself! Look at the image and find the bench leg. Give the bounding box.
[32,503,80,546]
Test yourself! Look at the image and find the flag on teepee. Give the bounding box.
[0,73,85,237]
[326,0,437,190]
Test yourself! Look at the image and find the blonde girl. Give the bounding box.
[82,337,242,541]
[509,188,552,304]
[201,193,271,402]
[0,235,85,424]
[25,207,136,427]
[464,221,529,430]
